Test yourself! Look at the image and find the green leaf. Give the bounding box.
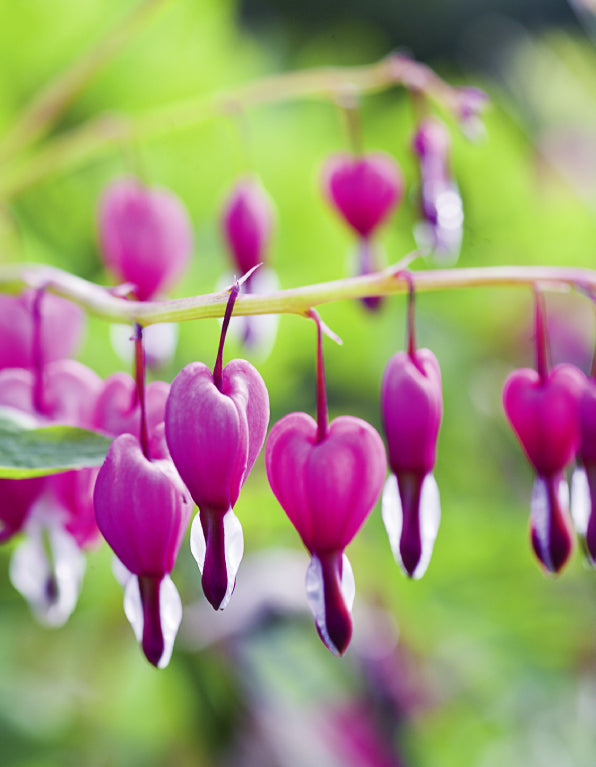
[0,409,112,478]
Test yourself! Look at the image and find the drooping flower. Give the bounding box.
[98,176,193,301]
[0,290,84,371]
[412,117,463,265]
[94,433,190,667]
[321,153,404,310]
[502,291,584,573]
[380,279,442,578]
[265,312,387,655]
[165,282,270,610]
[220,177,279,355]
[569,371,596,563]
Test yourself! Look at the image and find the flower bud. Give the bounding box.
[380,349,443,578]
[98,177,193,301]
[221,177,275,274]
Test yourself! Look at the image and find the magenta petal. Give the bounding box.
[94,434,190,577]
[321,153,404,238]
[98,177,193,301]
[503,364,585,476]
[0,476,45,542]
[266,413,387,552]
[305,551,355,656]
[221,176,275,274]
[530,475,575,574]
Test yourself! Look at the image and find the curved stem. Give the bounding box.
[134,323,150,460]
[213,282,241,391]
[534,287,549,383]
[1,261,595,326]
[0,55,474,201]
[309,309,329,443]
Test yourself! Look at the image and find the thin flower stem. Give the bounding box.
[309,310,329,443]
[213,282,241,391]
[32,288,46,414]
[403,271,417,358]
[0,261,595,326]
[134,323,150,460]
[0,54,472,201]
[534,287,550,383]
[0,0,171,166]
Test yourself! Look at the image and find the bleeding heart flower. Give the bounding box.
[94,372,170,459]
[570,377,596,563]
[221,176,275,275]
[381,348,442,579]
[502,293,585,573]
[265,312,386,655]
[0,290,84,371]
[98,176,193,301]
[94,433,190,667]
[412,117,463,265]
[166,283,269,611]
[321,153,403,239]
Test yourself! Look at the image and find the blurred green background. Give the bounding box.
[2,0,596,765]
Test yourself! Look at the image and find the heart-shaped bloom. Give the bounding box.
[381,348,442,578]
[221,176,275,274]
[412,117,463,264]
[166,358,269,610]
[98,177,193,301]
[0,290,84,371]
[94,433,190,667]
[321,153,404,239]
[93,372,170,459]
[266,413,386,655]
[503,363,585,572]
[569,377,596,563]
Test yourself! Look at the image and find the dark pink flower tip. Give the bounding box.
[502,363,585,477]
[381,349,442,477]
[0,290,84,371]
[321,153,404,239]
[94,433,190,578]
[265,412,387,553]
[530,474,575,574]
[0,477,45,543]
[93,372,170,458]
[98,177,193,301]
[221,176,275,274]
[306,551,353,656]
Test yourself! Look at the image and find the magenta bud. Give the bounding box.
[93,373,170,459]
[98,177,193,301]
[265,412,386,654]
[321,153,404,239]
[503,364,585,478]
[503,363,585,573]
[380,349,443,578]
[221,177,275,274]
[412,117,451,159]
[570,378,596,564]
[166,358,269,609]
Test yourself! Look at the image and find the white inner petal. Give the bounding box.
[190,509,244,610]
[122,575,183,668]
[530,476,570,567]
[571,467,590,535]
[9,514,85,627]
[305,553,354,656]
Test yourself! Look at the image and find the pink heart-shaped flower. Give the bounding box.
[221,176,275,274]
[321,153,403,239]
[502,363,585,477]
[98,177,193,301]
[166,357,269,609]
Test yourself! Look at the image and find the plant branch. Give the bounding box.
[0,54,476,201]
[0,260,594,327]
[0,0,172,167]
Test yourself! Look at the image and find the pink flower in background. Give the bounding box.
[98,177,193,301]
[221,176,275,275]
[0,290,84,371]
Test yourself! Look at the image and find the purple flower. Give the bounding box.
[98,177,193,301]
[380,349,442,578]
